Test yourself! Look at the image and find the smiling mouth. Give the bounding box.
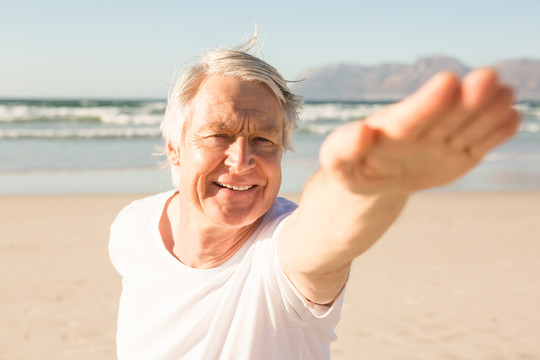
[214,182,255,191]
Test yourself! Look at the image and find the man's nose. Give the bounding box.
[224,137,256,174]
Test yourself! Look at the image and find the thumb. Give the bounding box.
[319,120,376,176]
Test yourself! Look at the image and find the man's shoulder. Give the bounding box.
[112,190,175,226]
[270,196,298,216]
[257,196,298,234]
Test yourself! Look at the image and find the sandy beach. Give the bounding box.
[1,191,539,359]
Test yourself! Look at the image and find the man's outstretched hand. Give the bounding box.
[319,69,521,195]
[281,69,520,305]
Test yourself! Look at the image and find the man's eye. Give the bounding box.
[204,134,231,144]
[254,137,271,142]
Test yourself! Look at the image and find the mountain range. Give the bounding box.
[291,56,540,101]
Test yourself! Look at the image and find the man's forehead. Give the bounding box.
[189,108,283,135]
[202,117,282,132]
[195,75,280,109]
[198,97,278,115]
[190,76,284,130]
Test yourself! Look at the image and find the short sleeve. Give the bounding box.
[267,217,346,321]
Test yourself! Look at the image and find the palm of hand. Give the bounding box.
[320,69,520,194]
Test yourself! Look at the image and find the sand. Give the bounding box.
[1,192,539,359]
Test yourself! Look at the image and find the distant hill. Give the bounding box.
[291,56,540,101]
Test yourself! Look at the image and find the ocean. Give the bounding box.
[0,99,539,195]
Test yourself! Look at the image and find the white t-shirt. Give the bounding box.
[109,191,345,360]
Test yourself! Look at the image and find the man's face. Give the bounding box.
[175,75,284,229]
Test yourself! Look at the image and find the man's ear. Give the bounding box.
[167,143,180,166]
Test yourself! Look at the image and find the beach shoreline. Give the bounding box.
[1,191,539,359]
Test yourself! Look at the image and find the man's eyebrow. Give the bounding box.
[201,121,230,132]
[193,121,230,134]
[255,125,282,135]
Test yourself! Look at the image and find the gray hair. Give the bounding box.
[160,40,303,187]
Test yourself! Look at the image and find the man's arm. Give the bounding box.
[278,69,521,305]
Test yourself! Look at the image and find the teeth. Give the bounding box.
[215,182,254,191]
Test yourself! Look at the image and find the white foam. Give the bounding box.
[520,123,540,133]
[300,103,387,123]
[0,126,162,139]
[0,102,165,125]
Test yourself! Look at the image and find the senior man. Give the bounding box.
[109,43,519,359]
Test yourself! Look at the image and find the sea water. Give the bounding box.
[0,99,539,194]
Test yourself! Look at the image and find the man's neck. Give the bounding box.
[159,192,262,269]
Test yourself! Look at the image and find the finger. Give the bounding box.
[319,121,376,173]
[467,108,521,158]
[461,68,500,110]
[366,72,459,140]
[424,68,501,141]
[446,86,515,151]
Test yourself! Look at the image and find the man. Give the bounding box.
[109,43,519,359]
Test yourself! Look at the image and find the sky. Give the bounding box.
[2,0,539,99]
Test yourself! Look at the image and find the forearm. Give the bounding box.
[280,169,408,277]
